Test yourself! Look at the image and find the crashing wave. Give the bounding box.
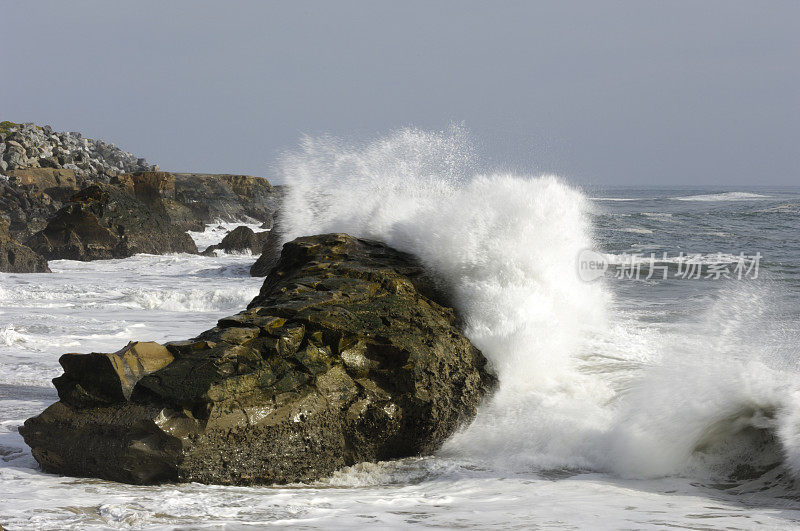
[277,126,800,488]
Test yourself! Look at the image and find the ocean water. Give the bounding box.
[2,130,800,529]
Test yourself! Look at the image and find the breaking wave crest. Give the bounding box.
[124,287,259,312]
[278,126,800,487]
[673,191,771,202]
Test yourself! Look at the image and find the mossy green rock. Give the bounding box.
[19,234,495,485]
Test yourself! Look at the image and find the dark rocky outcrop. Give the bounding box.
[0,169,83,240]
[112,171,176,201]
[174,173,283,223]
[0,217,50,273]
[20,233,496,485]
[26,184,198,261]
[1,178,56,241]
[112,171,205,232]
[202,225,270,256]
[1,169,204,244]
[161,199,206,233]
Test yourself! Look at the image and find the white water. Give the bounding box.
[187,221,267,252]
[277,128,800,484]
[0,251,262,389]
[279,130,609,470]
[2,129,800,528]
[672,192,772,202]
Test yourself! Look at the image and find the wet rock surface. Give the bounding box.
[20,233,496,485]
[55,342,175,405]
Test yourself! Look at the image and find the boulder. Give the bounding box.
[3,140,26,168]
[26,184,198,261]
[201,225,269,255]
[0,217,50,273]
[20,233,496,485]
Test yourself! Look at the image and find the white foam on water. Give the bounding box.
[603,251,746,265]
[0,249,262,391]
[280,127,800,486]
[591,197,651,201]
[0,325,29,346]
[672,191,772,202]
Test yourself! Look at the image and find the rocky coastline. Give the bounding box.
[6,121,496,486]
[0,122,283,269]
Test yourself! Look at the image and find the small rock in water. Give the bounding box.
[201,225,269,255]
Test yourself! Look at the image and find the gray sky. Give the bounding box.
[2,1,798,186]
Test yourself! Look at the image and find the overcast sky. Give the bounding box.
[2,1,798,185]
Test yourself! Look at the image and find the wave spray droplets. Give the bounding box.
[279,126,800,485]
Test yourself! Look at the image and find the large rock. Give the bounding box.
[0,217,50,273]
[20,233,496,485]
[161,199,206,232]
[174,173,282,223]
[201,225,269,255]
[26,184,198,260]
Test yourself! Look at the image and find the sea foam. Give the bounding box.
[278,126,800,484]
